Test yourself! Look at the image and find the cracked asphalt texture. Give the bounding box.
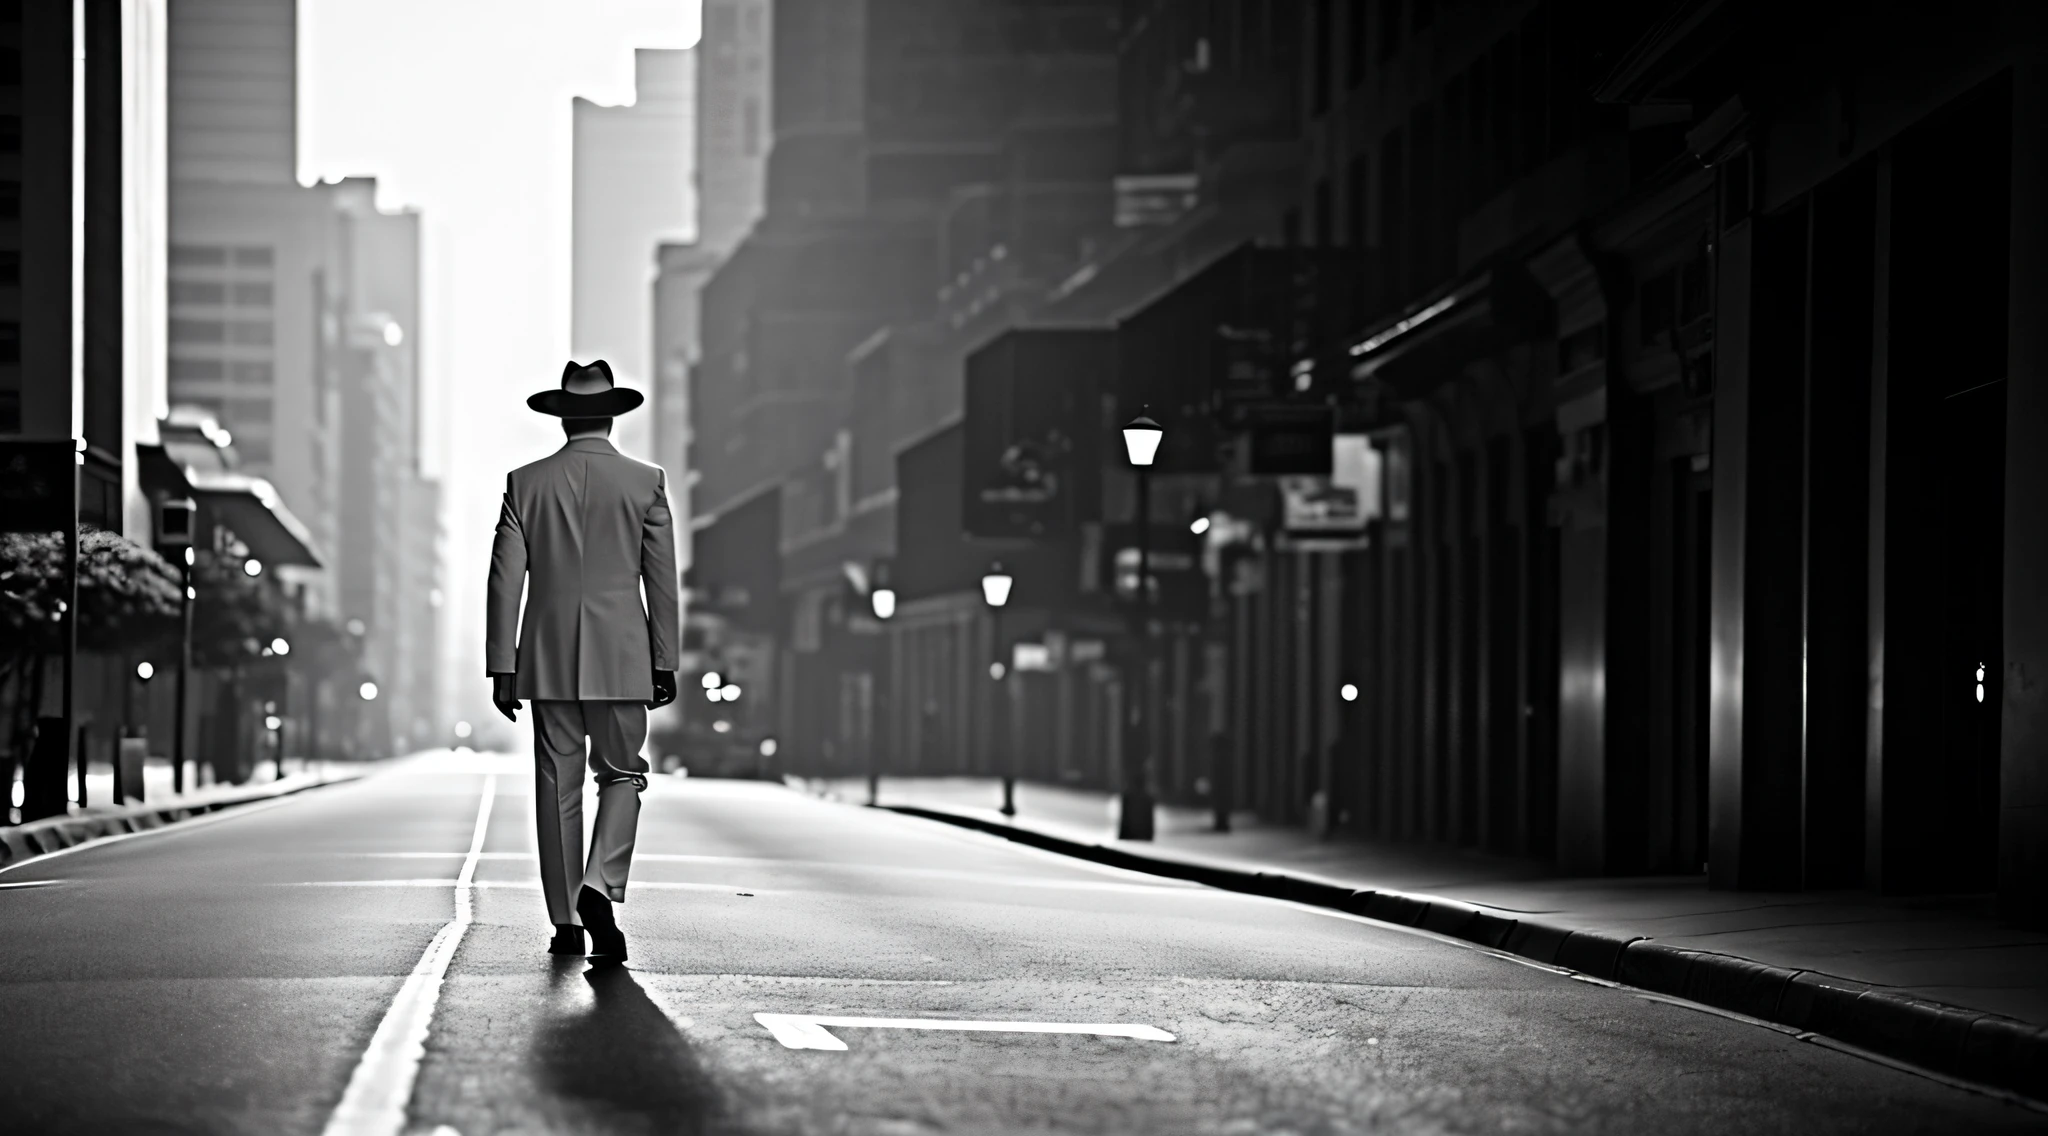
[0,751,2041,1134]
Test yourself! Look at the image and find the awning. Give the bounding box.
[134,443,324,568]
[1344,264,1555,397]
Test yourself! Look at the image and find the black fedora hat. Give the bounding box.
[527,359,645,417]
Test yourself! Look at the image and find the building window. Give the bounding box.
[231,282,273,307]
[1378,0,1403,63]
[170,319,226,344]
[227,320,273,346]
[0,390,17,434]
[0,249,16,285]
[169,357,224,381]
[171,281,226,305]
[231,361,274,384]
[170,245,227,267]
[1348,152,1370,247]
[1347,0,1369,87]
[0,48,18,87]
[0,180,18,219]
[0,115,17,153]
[232,247,273,268]
[1312,0,1333,117]
[226,395,273,421]
[236,436,272,464]
[0,321,17,363]
[741,100,761,157]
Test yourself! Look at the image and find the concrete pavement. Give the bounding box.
[1,752,2042,1133]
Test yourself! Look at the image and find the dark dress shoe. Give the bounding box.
[548,923,585,955]
[577,885,628,963]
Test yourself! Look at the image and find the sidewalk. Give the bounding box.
[808,775,2048,1101]
[2,759,369,868]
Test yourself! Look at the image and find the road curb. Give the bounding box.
[877,801,2048,1103]
[0,770,365,871]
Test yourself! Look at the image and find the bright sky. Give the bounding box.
[298,0,699,724]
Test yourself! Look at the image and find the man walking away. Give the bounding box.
[486,359,680,963]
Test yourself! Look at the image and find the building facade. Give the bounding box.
[692,0,2048,926]
[571,47,694,465]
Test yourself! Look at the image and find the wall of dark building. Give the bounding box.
[686,0,2048,927]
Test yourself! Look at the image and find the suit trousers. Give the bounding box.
[532,699,650,925]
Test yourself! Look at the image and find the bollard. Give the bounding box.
[76,724,89,808]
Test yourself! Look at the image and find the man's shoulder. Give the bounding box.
[593,449,667,487]
[507,449,571,484]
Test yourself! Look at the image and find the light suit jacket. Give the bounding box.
[486,437,680,701]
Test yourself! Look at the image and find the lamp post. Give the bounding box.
[154,498,197,794]
[868,560,896,807]
[981,561,1014,816]
[269,637,290,778]
[126,660,154,804]
[1119,412,1163,840]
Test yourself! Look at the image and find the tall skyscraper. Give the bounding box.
[3,0,171,542]
[696,0,771,253]
[571,47,695,464]
[649,0,772,569]
[167,0,294,184]
[166,3,443,757]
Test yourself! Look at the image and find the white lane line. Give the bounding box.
[348,852,1197,894]
[321,773,497,1136]
[282,880,772,894]
[753,1013,1176,1051]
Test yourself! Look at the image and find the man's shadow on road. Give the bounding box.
[529,959,728,1133]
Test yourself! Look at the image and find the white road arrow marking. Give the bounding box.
[753,1013,1176,1051]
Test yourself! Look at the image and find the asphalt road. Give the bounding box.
[0,751,2041,1135]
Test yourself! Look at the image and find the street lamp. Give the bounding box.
[125,659,155,805]
[867,559,896,806]
[243,558,263,578]
[1118,412,1162,840]
[270,637,290,656]
[701,671,722,690]
[981,562,1015,817]
[359,680,379,702]
[155,498,197,794]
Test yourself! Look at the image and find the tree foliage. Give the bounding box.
[0,528,183,656]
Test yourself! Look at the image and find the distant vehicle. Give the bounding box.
[655,715,778,780]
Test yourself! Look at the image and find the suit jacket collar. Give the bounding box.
[562,436,619,456]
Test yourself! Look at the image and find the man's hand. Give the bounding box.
[649,669,677,710]
[491,672,521,723]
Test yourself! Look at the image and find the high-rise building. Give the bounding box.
[166,3,442,758]
[571,48,694,464]
[695,0,771,253]
[166,0,294,185]
[3,0,171,541]
[648,0,772,562]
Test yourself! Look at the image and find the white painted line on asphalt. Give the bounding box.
[753,1013,1176,1051]
[321,773,497,1136]
[0,878,64,889]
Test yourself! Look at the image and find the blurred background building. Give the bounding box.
[0,0,445,820]
[164,0,443,761]
[572,47,696,465]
